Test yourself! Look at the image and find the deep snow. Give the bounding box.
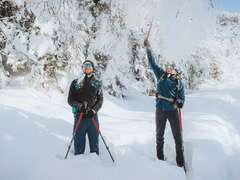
[0,87,240,180]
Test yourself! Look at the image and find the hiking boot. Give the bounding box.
[157,148,165,160]
[176,149,184,167]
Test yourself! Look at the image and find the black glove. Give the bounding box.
[76,103,82,111]
[77,103,87,114]
[174,99,183,108]
[86,109,96,118]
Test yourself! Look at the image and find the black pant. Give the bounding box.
[155,108,184,166]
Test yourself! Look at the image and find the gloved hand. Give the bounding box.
[174,99,183,108]
[76,103,82,111]
[144,38,150,48]
[86,109,96,118]
[77,103,87,114]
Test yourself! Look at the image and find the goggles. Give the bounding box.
[165,64,174,69]
[82,62,93,69]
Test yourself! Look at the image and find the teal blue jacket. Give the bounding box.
[147,48,185,111]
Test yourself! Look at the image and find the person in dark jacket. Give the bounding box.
[144,38,185,167]
[68,60,103,155]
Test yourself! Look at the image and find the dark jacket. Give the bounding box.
[68,74,103,116]
[147,48,185,111]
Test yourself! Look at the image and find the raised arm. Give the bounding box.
[146,48,164,79]
[144,39,164,80]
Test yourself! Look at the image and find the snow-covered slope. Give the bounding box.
[0,89,186,180]
[201,12,240,88]
[1,87,240,180]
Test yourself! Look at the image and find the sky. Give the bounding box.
[216,0,240,12]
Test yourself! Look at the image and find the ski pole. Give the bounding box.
[177,108,187,173]
[146,20,153,41]
[65,113,84,159]
[91,118,115,163]
[177,108,183,131]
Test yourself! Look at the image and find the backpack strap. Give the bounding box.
[175,78,180,99]
[157,72,167,84]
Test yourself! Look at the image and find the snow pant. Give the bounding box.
[155,108,184,167]
[73,114,99,155]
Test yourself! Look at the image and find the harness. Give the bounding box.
[157,73,167,84]
[175,78,180,100]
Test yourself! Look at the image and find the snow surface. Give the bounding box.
[1,87,240,180]
[1,1,240,180]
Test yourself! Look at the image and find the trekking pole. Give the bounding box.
[91,118,115,163]
[177,108,187,173]
[64,113,84,159]
[145,20,153,41]
[177,108,183,131]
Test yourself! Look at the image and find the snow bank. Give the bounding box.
[0,89,186,180]
[1,87,240,180]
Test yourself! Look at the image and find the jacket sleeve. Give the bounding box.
[178,81,185,105]
[146,48,164,80]
[67,80,80,107]
[92,83,103,113]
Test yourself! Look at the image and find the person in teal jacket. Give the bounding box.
[144,38,185,167]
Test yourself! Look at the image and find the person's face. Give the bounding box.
[165,66,173,74]
[82,63,93,75]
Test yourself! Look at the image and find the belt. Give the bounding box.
[156,94,174,103]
